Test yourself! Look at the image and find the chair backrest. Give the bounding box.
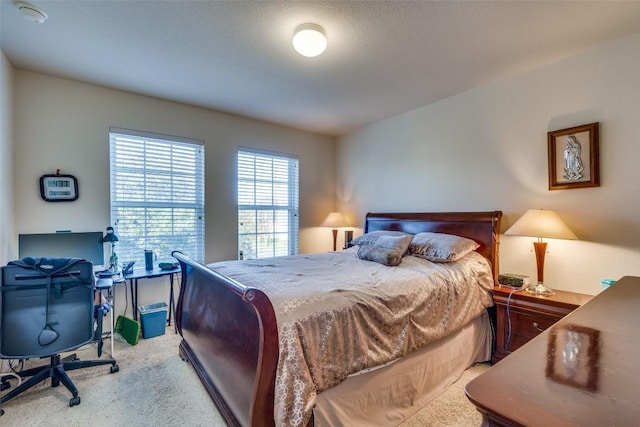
[0,258,95,359]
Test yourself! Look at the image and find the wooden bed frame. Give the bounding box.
[172,211,502,427]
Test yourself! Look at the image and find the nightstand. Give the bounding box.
[492,285,592,364]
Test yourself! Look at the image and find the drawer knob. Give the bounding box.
[533,322,545,332]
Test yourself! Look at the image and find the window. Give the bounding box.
[109,128,205,267]
[238,148,299,259]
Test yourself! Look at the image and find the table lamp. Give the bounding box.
[320,212,349,251]
[102,226,119,272]
[504,209,578,296]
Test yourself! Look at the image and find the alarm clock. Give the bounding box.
[497,273,530,290]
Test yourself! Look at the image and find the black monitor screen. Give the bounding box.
[18,232,105,267]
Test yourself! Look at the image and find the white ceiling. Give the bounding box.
[2,1,640,136]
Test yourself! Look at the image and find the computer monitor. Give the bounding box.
[18,232,105,267]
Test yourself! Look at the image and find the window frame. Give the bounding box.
[237,147,299,259]
[109,127,205,267]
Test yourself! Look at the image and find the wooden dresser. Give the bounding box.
[492,286,592,364]
[466,276,640,426]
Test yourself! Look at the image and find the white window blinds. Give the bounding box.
[238,148,299,259]
[109,128,205,266]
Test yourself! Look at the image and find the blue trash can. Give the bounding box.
[138,302,168,339]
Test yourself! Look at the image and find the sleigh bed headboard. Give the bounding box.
[364,211,502,280]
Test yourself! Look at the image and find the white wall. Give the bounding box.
[0,50,15,266]
[13,71,336,258]
[337,32,640,296]
[12,71,336,312]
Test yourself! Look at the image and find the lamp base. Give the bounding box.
[526,282,555,296]
[344,230,354,249]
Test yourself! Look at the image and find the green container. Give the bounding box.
[115,315,141,345]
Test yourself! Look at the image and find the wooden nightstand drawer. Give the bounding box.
[492,287,592,364]
[500,308,559,353]
[509,309,558,337]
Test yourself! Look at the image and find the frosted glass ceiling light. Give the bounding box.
[292,23,327,57]
[17,2,48,24]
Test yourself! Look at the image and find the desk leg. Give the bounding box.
[97,286,115,358]
[134,279,139,321]
[109,286,114,357]
[168,273,174,328]
[129,279,138,321]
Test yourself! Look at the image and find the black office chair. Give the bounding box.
[0,257,119,408]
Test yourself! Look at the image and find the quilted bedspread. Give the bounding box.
[209,248,494,426]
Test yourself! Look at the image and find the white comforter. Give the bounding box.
[209,248,494,426]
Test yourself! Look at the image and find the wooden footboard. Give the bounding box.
[172,251,278,427]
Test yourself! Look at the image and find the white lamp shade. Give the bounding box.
[292,23,327,57]
[505,209,578,240]
[320,212,348,228]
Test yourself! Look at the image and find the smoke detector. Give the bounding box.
[16,2,48,24]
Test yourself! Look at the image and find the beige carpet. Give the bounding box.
[0,328,487,426]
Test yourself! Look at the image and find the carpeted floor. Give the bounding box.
[398,364,488,427]
[0,328,487,426]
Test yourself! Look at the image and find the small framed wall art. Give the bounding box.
[39,172,79,202]
[548,122,600,190]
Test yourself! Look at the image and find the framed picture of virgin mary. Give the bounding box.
[548,122,600,190]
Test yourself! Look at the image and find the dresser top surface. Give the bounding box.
[469,276,640,426]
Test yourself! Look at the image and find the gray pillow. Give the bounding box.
[357,245,402,267]
[372,234,414,256]
[351,230,411,247]
[409,232,479,262]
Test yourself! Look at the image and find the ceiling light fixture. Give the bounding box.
[292,23,327,57]
[16,1,48,24]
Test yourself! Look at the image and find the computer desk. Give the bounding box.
[123,266,181,330]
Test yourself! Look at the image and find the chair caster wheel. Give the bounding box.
[111,364,119,373]
[69,396,81,407]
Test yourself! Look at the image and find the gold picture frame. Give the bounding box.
[548,122,599,190]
